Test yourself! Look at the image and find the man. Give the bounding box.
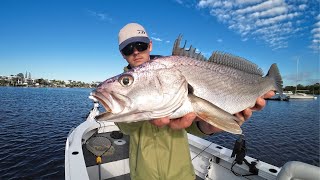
[116,22,274,180]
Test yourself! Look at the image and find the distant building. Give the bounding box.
[22,71,34,85]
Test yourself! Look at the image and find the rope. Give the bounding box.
[192,141,214,161]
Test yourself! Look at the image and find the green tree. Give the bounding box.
[17,73,24,80]
[35,78,49,85]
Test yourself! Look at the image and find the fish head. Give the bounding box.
[91,67,189,122]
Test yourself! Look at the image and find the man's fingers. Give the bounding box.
[248,91,274,112]
[151,113,197,129]
[262,91,275,99]
[234,109,251,126]
[169,113,196,130]
[242,108,252,120]
[150,118,170,127]
[169,117,193,130]
[235,112,244,122]
[232,91,274,128]
[251,97,266,111]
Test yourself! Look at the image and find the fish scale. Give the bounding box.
[157,58,264,114]
[92,36,283,134]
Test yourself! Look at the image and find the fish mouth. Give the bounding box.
[91,91,113,113]
[91,90,129,116]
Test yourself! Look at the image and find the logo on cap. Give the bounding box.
[137,30,146,34]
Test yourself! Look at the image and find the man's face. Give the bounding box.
[121,41,153,68]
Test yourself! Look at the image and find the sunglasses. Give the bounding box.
[121,42,149,56]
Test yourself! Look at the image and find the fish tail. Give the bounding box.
[266,63,283,94]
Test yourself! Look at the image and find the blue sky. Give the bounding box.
[0,0,319,86]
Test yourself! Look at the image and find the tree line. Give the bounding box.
[1,73,319,93]
[283,83,320,95]
[0,73,98,88]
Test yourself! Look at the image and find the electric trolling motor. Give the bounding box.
[231,134,259,176]
[231,134,246,164]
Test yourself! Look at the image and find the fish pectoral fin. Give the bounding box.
[197,112,242,135]
[188,94,242,135]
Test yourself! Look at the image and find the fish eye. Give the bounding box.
[119,75,134,87]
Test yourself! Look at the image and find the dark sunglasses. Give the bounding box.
[121,42,149,56]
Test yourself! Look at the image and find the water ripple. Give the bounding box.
[207,99,320,167]
[0,87,319,179]
[0,87,92,179]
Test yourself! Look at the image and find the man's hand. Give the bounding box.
[150,91,275,134]
[234,91,275,125]
[150,113,195,130]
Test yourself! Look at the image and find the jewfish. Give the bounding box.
[92,36,283,134]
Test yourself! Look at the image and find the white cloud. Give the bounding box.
[241,37,248,41]
[310,14,320,51]
[298,4,307,10]
[198,0,217,8]
[235,0,263,6]
[196,0,310,50]
[255,12,300,27]
[175,0,183,4]
[250,6,288,18]
[236,0,285,14]
[151,37,163,42]
[311,27,320,34]
[87,10,112,22]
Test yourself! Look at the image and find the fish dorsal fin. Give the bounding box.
[172,35,207,61]
[209,51,264,76]
[172,35,263,76]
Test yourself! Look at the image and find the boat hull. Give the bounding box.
[65,101,320,180]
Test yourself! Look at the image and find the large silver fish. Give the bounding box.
[92,36,283,134]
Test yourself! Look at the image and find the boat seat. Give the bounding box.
[276,161,320,180]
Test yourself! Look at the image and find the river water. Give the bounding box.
[0,87,319,179]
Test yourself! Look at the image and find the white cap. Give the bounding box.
[118,23,150,51]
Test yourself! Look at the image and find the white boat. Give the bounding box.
[266,93,289,101]
[284,91,317,100]
[65,97,320,180]
[283,91,294,95]
[287,58,318,100]
[289,93,317,99]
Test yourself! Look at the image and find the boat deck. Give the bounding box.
[82,131,131,180]
[82,131,130,167]
[82,131,202,180]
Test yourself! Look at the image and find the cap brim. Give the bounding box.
[119,37,150,51]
